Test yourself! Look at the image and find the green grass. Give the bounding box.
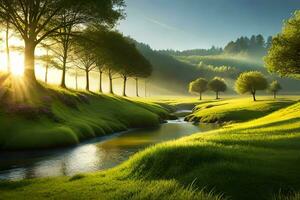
[0,86,171,150]
[1,97,300,200]
[185,97,295,123]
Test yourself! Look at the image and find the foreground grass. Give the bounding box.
[0,173,222,200]
[1,97,300,199]
[0,86,171,150]
[185,97,295,123]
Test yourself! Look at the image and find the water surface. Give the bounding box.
[0,118,216,180]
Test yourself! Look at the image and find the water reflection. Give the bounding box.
[0,120,217,180]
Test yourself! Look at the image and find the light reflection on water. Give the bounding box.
[0,119,217,180]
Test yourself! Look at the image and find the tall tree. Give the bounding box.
[265,11,300,79]
[133,56,152,97]
[73,39,97,91]
[0,0,124,86]
[5,20,11,73]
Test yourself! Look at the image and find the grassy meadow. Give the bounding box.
[185,97,296,123]
[1,96,300,200]
[0,85,172,150]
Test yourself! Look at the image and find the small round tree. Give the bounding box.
[208,77,227,99]
[235,71,268,101]
[189,78,208,100]
[269,80,282,99]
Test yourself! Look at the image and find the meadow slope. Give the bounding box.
[1,98,300,200]
[0,86,172,150]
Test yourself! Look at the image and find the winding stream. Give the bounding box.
[0,117,217,180]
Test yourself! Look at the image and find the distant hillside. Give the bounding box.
[129,38,300,95]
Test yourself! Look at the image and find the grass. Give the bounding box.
[1,96,300,199]
[185,97,295,123]
[0,173,223,200]
[0,85,171,150]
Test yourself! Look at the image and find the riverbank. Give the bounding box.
[0,85,174,150]
[185,97,296,123]
[1,97,300,199]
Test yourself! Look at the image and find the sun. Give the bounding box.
[10,52,24,76]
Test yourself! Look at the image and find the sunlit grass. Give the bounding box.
[0,85,171,150]
[1,96,300,199]
[186,97,296,123]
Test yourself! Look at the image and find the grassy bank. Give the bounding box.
[1,97,300,200]
[0,86,171,150]
[185,97,295,123]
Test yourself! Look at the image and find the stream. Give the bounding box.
[0,115,217,180]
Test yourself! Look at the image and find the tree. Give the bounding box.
[265,11,300,78]
[80,27,128,94]
[235,71,268,101]
[0,0,124,86]
[189,78,208,100]
[73,37,97,91]
[208,77,227,99]
[37,43,60,83]
[269,80,282,99]
[133,57,152,97]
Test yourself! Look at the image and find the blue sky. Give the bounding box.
[117,0,300,50]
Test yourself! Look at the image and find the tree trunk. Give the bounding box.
[108,71,114,94]
[274,92,276,99]
[45,63,48,83]
[85,70,89,91]
[44,49,49,83]
[199,92,202,100]
[252,91,256,101]
[75,69,78,90]
[216,91,219,99]
[122,76,127,97]
[144,80,147,97]
[6,20,11,73]
[60,57,67,88]
[99,71,103,93]
[135,78,139,97]
[24,40,37,85]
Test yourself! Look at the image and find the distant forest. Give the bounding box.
[128,34,299,95]
[159,34,272,57]
[159,46,223,57]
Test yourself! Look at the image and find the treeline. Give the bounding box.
[0,0,151,97]
[160,35,272,58]
[224,35,272,57]
[159,46,223,57]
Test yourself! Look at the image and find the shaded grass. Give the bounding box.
[0,86,171,150]
[0,171,223,200]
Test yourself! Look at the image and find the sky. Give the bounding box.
[117,0,300,50]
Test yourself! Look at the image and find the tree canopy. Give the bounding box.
[235,71,268,101]
[189,78,208,100]
[264,11,300,79]
[269,80,282,99]
[208,77,227,99]
[0,0,124,84]
[224,34,269,57]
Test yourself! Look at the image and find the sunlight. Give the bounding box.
[10,52,24,76]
